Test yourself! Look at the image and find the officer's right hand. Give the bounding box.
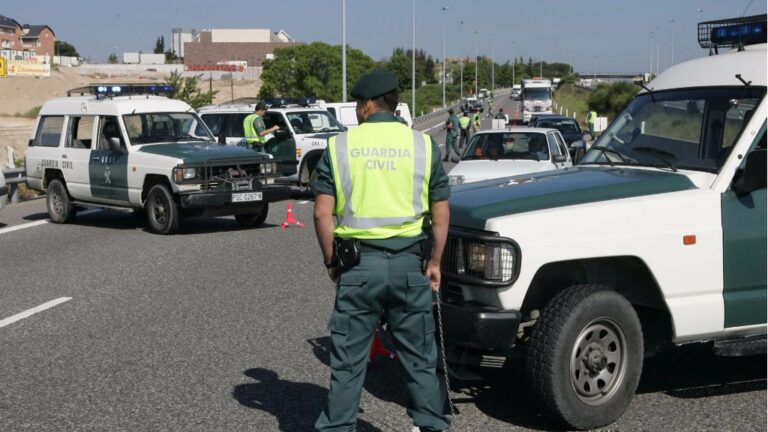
[425,260,441,292]
[328,266,341,283]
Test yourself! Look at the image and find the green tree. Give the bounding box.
[587,81,637,119]
[165,50,179,63]
[107,53,118,64]
[259,42,376,101]
[154,36,165,54]
[165,71,218,109]
[54,40,79,57]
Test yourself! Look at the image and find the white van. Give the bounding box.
[323,102,413,129]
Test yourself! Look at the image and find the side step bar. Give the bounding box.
[714,335,767,357]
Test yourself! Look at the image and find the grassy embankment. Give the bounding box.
[553,83,591,129]
[401,84,462,118]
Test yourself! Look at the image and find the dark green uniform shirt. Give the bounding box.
[447,114,460,137]
[312,112,450,251]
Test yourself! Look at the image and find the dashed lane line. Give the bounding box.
[0,297,72,329]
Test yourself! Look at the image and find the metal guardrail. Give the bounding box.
[412,88,512,125]
[3,168,27,203]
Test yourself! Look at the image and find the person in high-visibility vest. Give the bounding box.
[312,69,451,432]
[458,111,472,148]
[472,111,481,133]
[587,110,597,139]
[243,102,279,150]
[487,98,493,118]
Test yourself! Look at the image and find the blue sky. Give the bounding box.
[4,0,766,73]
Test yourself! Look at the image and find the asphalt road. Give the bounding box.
[0,101,765,431]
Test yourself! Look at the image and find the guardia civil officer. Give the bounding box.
[243,102,279,150]
[443,109,460,162]
[312,69,451,432]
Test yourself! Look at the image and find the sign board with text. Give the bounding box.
[0,58,6,77]
[7,59,51,77]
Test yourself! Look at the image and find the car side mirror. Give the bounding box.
[108,137,125,153]
[554,154,567,163]
[274,129,290,139]
[732,148,767,196]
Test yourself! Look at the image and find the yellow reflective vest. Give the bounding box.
[243,113,265,145]
[328,122,432,240]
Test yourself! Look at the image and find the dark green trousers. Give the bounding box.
[444,133,460,161]
[315,249,450,432]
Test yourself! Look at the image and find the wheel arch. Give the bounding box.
[43,168,65,188]
[141,174,173,205]
[521,256,675,349]
[299,149,325,185]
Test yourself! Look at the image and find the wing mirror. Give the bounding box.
[108,137,125,153]
[274,128,290,139]
[732,148,766,196]
[553,154,568,163]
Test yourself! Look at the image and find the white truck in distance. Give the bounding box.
[521,79,553,123]
[440,15,766,430]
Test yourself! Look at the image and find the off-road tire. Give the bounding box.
[145,184,180,235]
[525,285,643,430]
[235,203,269,228]
[47,179,76,223]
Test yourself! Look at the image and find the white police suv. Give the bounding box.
[25,84,293,234]
[197,98,346,189]
[440,15,767,429]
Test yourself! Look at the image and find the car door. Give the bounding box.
[89,115,129,203]
[553,131,573,168]
[722,123,766,328]
[546,132,566,169]
[62,115,97,200]
[263,112,297,176]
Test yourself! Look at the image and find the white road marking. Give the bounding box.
[0,297,72,329]
[297,200,312,205]
[0,209,101,236]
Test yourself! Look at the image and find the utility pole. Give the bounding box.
[539,45,543,77]
[491,36,495,93]
[342,0,347,102]
[512,41,515,85]
[442,6,448,107]
[460,20,465,98]
[474,30,479,96]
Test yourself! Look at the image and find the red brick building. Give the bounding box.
[183,29,301,69]
[0,14,55,60]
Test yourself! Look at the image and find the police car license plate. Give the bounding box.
[232,192,263,202]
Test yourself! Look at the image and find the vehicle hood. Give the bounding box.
[449,160,555,183]
[137,142,269,164]
[449,166,697,230]
[561,132,584,144]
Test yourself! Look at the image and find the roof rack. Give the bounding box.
[698,14,766,54]
[67,84,176,99]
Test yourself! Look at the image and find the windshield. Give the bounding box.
[538,119,582,136]
[581,87,765,172]
[286,111,345,134]
[462,132,550,161]
[122,112,214,145]
[524,88,551,100]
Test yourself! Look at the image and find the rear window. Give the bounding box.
[33,116,65,147]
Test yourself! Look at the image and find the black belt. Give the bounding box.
[360,242,422,255]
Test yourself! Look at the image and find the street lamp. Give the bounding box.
[460,20,465,98]
[511,41,516,86]
[491,36,495,93]
[649,30,654,75]
[442,6,448,108]
[342,0,347,102]
[412,0,416,118]
[539,45,543,77]
[474,29,479,97]
[669,19,675,66]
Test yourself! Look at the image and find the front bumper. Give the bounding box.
[178,184,294,214]
[439,301,521,350]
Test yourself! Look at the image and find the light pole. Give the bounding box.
[539,45,543,77]
[649,30,654,75]
[411,0,416,118]
[460,20,465,98]
[342,0,347,102]
[655,25,661,76]
[491,36,495,94]
[669,19,675,66]
[474,29,479,97]
[511,41,516,86]
[568,50,573,75]
[442,6,448,107]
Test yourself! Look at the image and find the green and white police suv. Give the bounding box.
[439,15,767,429]
[25,85,293,234]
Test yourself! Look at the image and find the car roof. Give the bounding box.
[535,115,577,121]
[39,95,193,116]
[198,104,328,114]
[475,127,557,135]
[645,44,766,92]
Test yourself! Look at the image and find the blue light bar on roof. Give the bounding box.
[90,84,176,98]
[698,14,767,49]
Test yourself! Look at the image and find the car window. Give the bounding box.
[547,132,561,157]
[264,112,288,131]
[223,113,249,138]
[554,132,569,157]
[122,112,212,145]
[65,116,95,149]
[33,116,65,147]
[96,116,125,152]
[199,114,226,136]
[285,111,344,134]
[463,132,549,161]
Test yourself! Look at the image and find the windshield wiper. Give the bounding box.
[588,146,627,167]
[632,146,678,172]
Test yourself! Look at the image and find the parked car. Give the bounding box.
[323,101,412,129]
[447,127,572,185]
[533,115,587,160]
[460,97,483,113]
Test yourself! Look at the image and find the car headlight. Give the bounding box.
[174,166,197,182]
[448,175,465,186]
[445,234,519,284]
[260,162,278,174]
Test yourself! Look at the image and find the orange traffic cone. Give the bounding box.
[281,202,305,230]
[369,330,397,361]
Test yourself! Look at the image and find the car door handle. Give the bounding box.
[62,154,68,159]
[92,156,100,161]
